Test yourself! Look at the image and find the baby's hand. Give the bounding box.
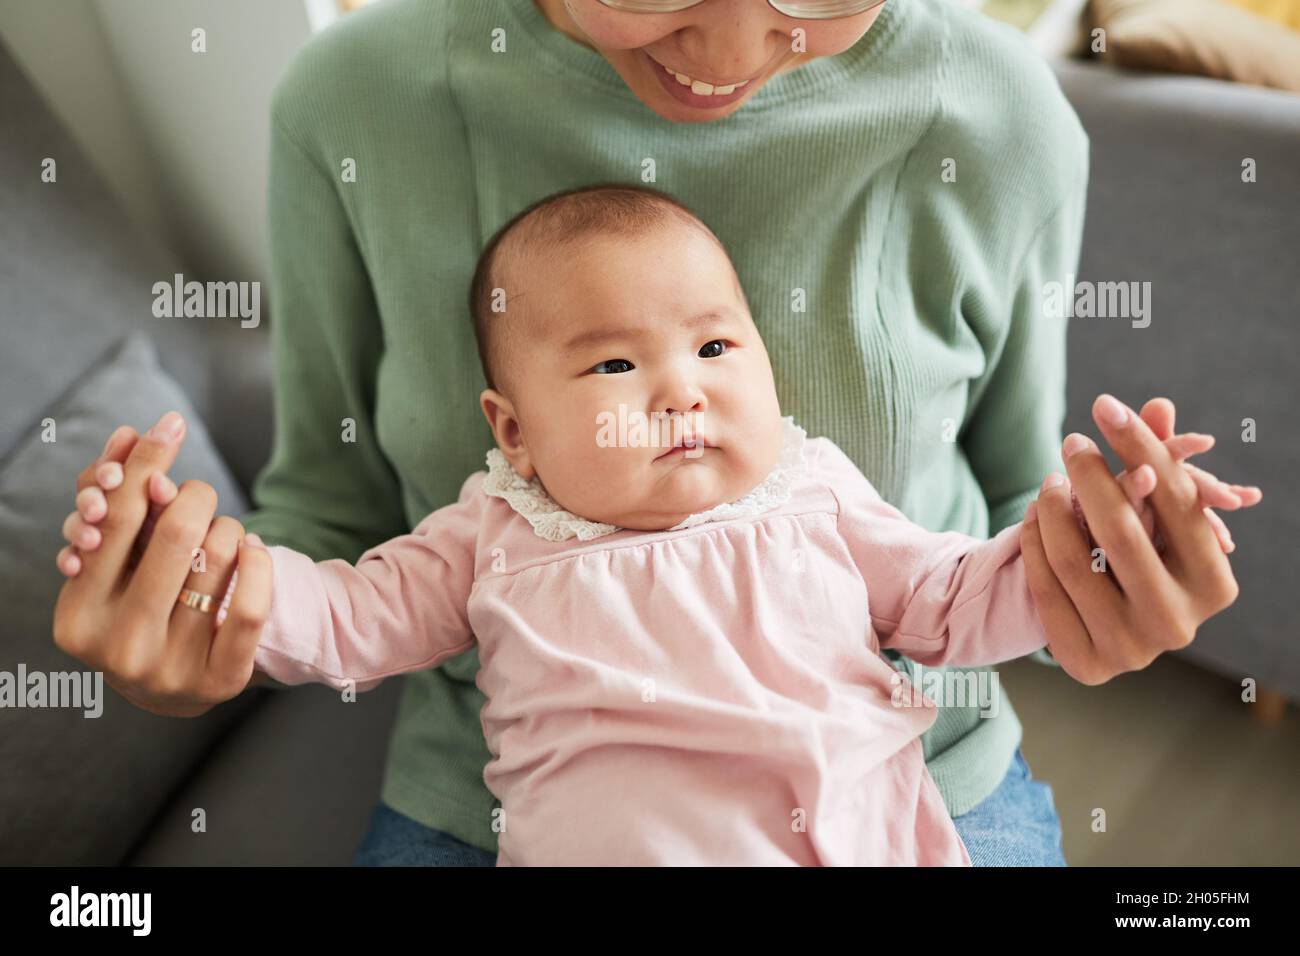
[1044,430,1261,555]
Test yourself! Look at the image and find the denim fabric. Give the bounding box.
[352,804,495,867]
[950,748,1067,866]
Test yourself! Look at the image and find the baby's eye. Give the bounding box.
[591,359,634,375]
[699,340,728,359]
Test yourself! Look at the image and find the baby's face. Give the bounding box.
[481,223,784,531]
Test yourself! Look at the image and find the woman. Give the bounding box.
[53,0,1244,866]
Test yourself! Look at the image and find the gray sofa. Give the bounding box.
[1,36,1297,864]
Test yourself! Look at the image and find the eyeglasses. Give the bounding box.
[596,0,889,21]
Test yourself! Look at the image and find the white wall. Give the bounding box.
[0,0,320,284]
[0,0,173,243]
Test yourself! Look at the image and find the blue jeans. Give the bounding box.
[949,748,1066,866]
[352,746,1065,866]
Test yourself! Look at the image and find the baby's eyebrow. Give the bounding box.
[561,311,729,358]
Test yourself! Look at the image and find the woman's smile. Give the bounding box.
[644,49,755,92]
[643,49,755,108]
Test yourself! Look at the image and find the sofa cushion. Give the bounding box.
[0,331,263,865]
[1222,0,1300,31]
[1052,58,1300,702]
[127,680,401,865]
[1090,0,1300,92]
[0,36,273,492]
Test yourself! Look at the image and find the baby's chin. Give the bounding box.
[600,467,746,531]
[610,505,711,532]
[587,496,722,532]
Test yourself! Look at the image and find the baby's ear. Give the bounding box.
[479,388,535,480]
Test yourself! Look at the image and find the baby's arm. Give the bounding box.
[820,437,1256,669]
[253,473,487,692]
[832,476,1044,668]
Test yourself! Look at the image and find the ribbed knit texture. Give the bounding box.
[245,0,1089,852]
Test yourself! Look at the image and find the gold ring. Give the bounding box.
[177,588,215,614]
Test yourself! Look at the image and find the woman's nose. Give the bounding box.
[677,0,784,79]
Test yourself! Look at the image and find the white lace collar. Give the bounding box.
[481,416,809,543]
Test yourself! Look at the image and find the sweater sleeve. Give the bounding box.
[959,146,1088,670]
[961,155,1089,538]
[252,474,485,692]
[239,112,408,564]
[818,440,1047,668]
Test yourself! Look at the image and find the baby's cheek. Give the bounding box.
[537,444,628,515]
[579,447,642,502]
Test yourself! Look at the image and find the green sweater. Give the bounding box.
[246,0,1089,852]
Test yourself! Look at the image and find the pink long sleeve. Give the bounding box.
[253,473,486,691]
[816,440,1047,667]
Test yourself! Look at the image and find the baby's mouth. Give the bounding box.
[654,434,712,462]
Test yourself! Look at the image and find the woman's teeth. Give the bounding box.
[658,61,748,96]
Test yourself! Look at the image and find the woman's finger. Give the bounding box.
[170,515,244,651]
[1043,464,1183,673]
[78,412,188,596]
[121,478,216,636]
[1035,473,1129,649]
[1090,394,1225,588]
[129,473,181,568]
[208,535,273,698]
[1021,503,1101,682]
[1062,433,1172,600]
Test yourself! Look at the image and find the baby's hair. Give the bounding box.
[467,183,733,393]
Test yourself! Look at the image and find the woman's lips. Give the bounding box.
[644,50,756,109]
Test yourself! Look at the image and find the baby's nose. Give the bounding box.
[663,380,705,413]
[663,395,704,416]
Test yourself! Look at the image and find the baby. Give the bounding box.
[69,185,1256,865]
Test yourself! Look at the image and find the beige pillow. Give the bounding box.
[1089,0,1300,92]
[1222,0,1300,31]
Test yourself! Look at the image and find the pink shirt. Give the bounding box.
[253,420,1047,865]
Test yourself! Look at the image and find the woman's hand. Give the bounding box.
[57,421,184,577]
[1021,395,1261,685]
[1078,426,1255,556]
[51,413,273,716]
